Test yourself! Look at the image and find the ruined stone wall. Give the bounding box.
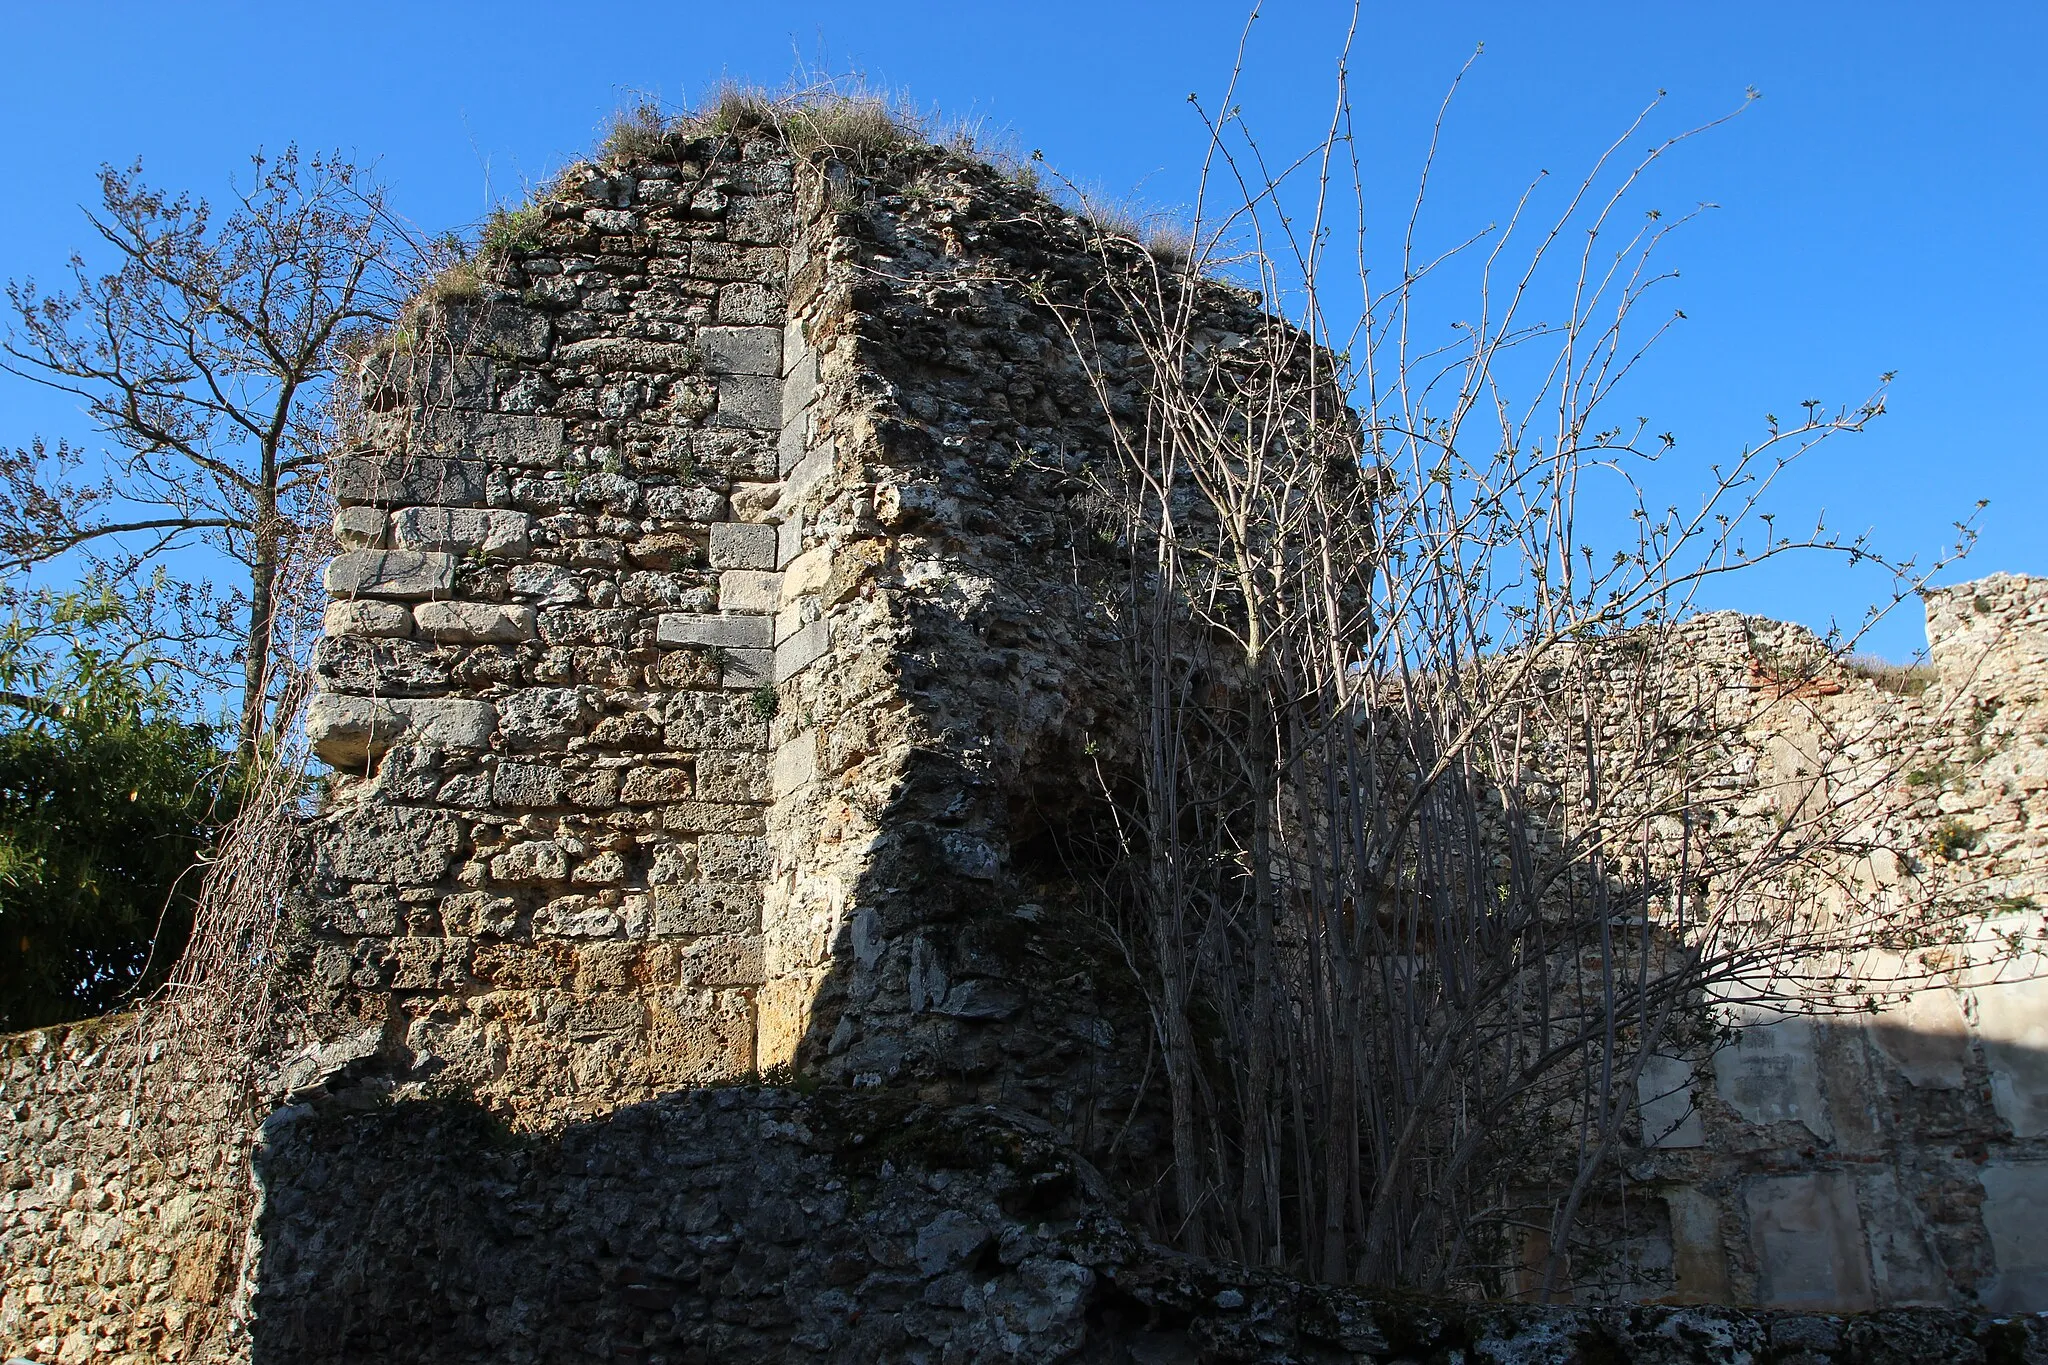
[0,1021,249,1362]
[6,119,2048,1363]
[1603,576,2048,1314]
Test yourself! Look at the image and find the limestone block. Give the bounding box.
[698,834,769,882]
[642,988,755,1086]
[772,731,818,797]
[493,763,568,808]
[332,506,387,548]
[391,506,532,559]
[781,545,831,599]
[508,563,585,606]
[783,317,807,375]
[1663,1188,1730,1303]
[555,338,698,371]
[312,635,451,697]
[712,375,781,430]
[325,550,457,601]
[663,692,770,751]
[413,600,538,644]
[784,442,834,507]
[778,415,808,476]
[718,570,782,614]
[782,348,818,425]
[662,802,766,835]
[646,484,727,525]
[699,326,782,376]
[708,521,778,570]
[774,619,830,681]
[656,612,773,650]
[697,753,770,803]
[1979,1160,2048,1311]
[679,936,765,988]
[717,281,781,325]
[1859,1168,1949,1306]
[496,687,592,751]
[1865,985,1969,1089]
[305,695,496,768]
[316,803,468,885]
[491,840,569,884]
[330,452,486,507]
[757,970,828,1069]
[721,649,772,689]
[1976,970,2048,1137]
[323,600,414,639]
[1636,1054,1705,1148]
[443,302,551,359]
[653,883,765,936]
[1743,1171,1873,1311]
[1712,1016,1832,1141]
[621,766,694,805]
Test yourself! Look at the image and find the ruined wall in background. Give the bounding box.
[1608,576,2048,1315]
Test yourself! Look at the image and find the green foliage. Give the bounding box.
[749,684,780,720]
[0,593,237,1031]
[1928,817,1980,862]
[480,204,546,262]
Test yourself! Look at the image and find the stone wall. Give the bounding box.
[5,119,2048,1363]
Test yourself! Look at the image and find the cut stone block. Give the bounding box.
[332,506,387,548]
[1637,1054,1705,1148]
[782,349,819,425]
[330,453,486,508]
[699,325,783,376]
[305,694,497,768]
[781,545,831,599]
[493,763,568,808]
[325,550,457,601]
[784,442,834,506]
[719,570,782,614]
[443,302,552,359]
[1979,1160,2048,1311]
[777,415,808,476]
[653,883,764,937]
[1713,1016,1832,1141]
[413,600,539,644]
[783,318,807,375]
[655,613,774,650]
[413,411,566,468]
[772,731,818,798]
[721,649,772,689]
[1865,985,1970,1089]
[708,522,778,570]
[1743,1170,1874,1311]
[777,514,803,569]
[774,619,830,681]
[1977,971,2048,1137]
[391,506,532,559]
[712,374,781,430]
[323,600,414,639]
[1664,1187,1730,1303]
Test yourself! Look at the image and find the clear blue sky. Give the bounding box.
[2,1,2041,661]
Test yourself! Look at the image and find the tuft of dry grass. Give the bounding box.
[1843,652,1937,697]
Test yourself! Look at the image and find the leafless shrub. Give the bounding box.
[1050,31,2002,1298]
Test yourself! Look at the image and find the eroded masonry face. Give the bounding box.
[9,130,2048,1364]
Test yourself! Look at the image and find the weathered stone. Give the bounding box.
[774,619,830,681]
[306,694,497,767]
[413,600,539,644]
[655,612,772,649]
[621,766,694,805]
[718,569,781,613]
[317,803,468,884]
[493,763,568,808]
[330,452,486,507]
[712,374,781,429]
[332,505,388,548]
[313,635,452,697]
[443,302,552,359]
[699,325,782,376]
[325,550,457,600]
[390,506,532,559]
[708,521,778,570]
[653,883,764,936]
[323,599,414,639]
[496,687,593,751]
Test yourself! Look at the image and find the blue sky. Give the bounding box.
[2,1,2041,661]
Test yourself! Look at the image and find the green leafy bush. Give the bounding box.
[0,592,237,1031]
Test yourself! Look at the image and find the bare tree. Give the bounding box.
[2,147,415,759]
[1048,27,2000,1295]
